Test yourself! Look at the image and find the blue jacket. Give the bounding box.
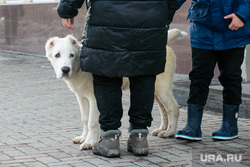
[178,0,250,50]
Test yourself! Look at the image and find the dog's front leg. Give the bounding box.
[72,96,89,145]
[79,97,100,150]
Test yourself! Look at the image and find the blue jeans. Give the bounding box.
[93,74,156,131]
[188,47,245,106]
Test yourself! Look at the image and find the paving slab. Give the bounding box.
[0,52,250,167]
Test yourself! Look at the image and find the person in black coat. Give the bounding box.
[57,0,177,157]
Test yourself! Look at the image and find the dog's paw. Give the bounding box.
[157,130,175,138]
[72,135,86,144]
[79,142,93,150]
[151,128,165,136]
[152,128,175,138]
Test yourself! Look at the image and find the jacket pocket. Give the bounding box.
[188,1,210,22]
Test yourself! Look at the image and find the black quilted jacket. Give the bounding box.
[57,0,177,77]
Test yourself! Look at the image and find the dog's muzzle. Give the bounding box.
[61,66,70,76]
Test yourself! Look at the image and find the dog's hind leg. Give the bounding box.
[152,95,168,136]
[72,96,90,145]
[152,92,179,138]
[157,94,179,138]
[151,44,180,138]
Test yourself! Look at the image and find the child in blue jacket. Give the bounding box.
[175,0,250,141]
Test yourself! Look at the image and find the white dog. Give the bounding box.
[45,28,187,150]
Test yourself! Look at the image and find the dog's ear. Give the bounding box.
[66,35,81,49]
[45,37,59,57]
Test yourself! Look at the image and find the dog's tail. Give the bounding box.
[167,28,188,45]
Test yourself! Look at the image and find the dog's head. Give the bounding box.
[45,35,81,79]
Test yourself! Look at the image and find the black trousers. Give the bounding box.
[188,47,245,106]
[93,74,156,131]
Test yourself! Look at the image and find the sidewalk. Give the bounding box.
[0,52,250,167]
[173,74,250,118]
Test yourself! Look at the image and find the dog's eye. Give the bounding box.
[55,53,60,58]
[70,54,74,58]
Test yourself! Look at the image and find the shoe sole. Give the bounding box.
[127,145,149,156]
[93,146,120,158]
[212,135,238,141]
[175,134,202,141]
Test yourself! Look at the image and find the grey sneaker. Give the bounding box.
[127,129,149,156]
[92,129,121,158]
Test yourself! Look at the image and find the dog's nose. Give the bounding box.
[61,66,70,74]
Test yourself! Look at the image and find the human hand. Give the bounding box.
[224,13,244,31]
[62,18,74,31]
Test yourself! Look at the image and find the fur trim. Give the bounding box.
[129,129,149,135]
[100,129,122,137]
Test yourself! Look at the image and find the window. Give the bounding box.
[6,0,23,4]
[32,0,57,3]
[5,0,57,4]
